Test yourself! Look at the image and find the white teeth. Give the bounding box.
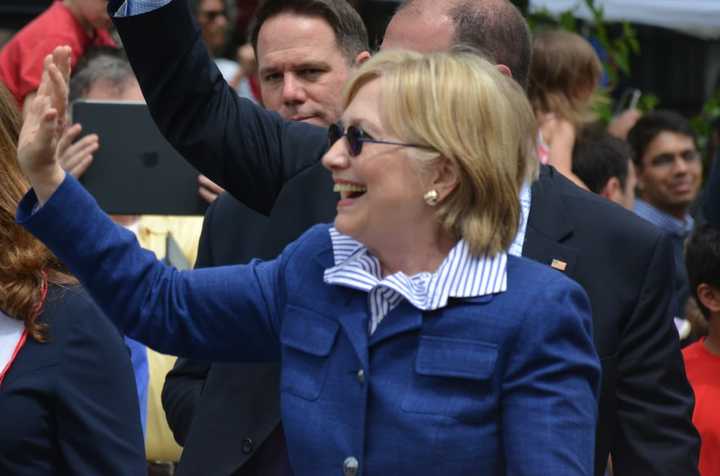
[333,184,367,193]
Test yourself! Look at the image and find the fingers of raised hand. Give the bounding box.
[17,95,60,176]
[56,124,99,177]
[52,45,72,84]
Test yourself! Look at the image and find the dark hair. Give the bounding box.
[572,127,631,193]
[249,0,369,63]
[627,110,696,168]
[685,224,720,319]
[444,0,532,90]
[69,50,135,103]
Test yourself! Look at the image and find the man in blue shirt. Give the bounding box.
[629,110,702,326]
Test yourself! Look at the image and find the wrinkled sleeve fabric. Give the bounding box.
[110,0,328,216]
[612,233,700,476]
[502,275,600,475]
[55,291,147,475]
[18,174,289,362]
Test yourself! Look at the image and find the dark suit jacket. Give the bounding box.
[0,285,146,475]
[113,1,700,474]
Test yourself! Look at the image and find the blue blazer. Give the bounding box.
[20,176,601,475]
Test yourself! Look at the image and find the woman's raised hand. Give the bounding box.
[17,46,72,204]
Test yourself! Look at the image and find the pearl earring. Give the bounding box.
[424,189,439,206]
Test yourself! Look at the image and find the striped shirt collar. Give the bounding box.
[634,198,694,238]
[323,227,507,312]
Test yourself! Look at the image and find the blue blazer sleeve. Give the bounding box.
[111,0,328,215]
[18,175,286,362]
[501,273,599,474]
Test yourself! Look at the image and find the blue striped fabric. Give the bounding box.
[634,198,694,238]
[324,228,508,334]
[113,0,171,16]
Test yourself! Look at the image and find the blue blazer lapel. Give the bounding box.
[368,301,423,347]
[313,247,370,369]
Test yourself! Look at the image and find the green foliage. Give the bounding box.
[527,0,645,124]
[691,89,720,152]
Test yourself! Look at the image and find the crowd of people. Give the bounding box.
[0,0,719,475]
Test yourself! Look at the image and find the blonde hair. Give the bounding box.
[528,30,603,126]
[343,50,537,256]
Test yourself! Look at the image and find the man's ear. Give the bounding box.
[495,64,512,79]
[354,51,371,66]
[698,284,720,314]
[430,157,460,203]
[600,177,622,205]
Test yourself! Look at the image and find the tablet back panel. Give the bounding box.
[72,100,207,215]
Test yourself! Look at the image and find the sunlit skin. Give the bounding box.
[256,13,367,127]
[321,79,457,276]
[381,4,454,53]
[196,0,228,55]
[637,131,702,219]
[381,1,513,78]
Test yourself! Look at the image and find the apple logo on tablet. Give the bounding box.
[141,151,160,168]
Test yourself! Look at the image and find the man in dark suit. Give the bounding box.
[111,0,699,474]
[159,1,368,475]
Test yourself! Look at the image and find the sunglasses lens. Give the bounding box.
[346,126,362,157]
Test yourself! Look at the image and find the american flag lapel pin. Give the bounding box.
[551,259,567,271]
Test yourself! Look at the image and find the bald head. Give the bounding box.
[383,0,531,89]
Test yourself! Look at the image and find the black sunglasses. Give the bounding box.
[328,123,432,157]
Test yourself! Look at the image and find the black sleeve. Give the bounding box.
[112,0,328,216]
[55,289,147,475]
[612,233,700,476]
[162,358,211,446]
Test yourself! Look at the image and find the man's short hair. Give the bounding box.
[448,0,531,90]
[627,110,696,168]
[685,224,720,319]
[572,127,631,194]
[69,49,135,102]
[249,0,369,63]
[399,0,531,90]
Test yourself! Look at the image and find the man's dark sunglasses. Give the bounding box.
[328,123,432,157]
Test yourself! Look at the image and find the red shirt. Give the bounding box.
[0,1,116,108]
[683,339,720,476]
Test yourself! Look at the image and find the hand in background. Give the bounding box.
[228,44,257,90]
[608,109,641,140]
[56,124,99,178]
[237,44,257,77]
[198,175,224,204]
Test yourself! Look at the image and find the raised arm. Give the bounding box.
[16,53,287,360]
[109,0,328,215]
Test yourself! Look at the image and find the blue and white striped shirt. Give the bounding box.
[113,0,170,16]
[324,228,508,334]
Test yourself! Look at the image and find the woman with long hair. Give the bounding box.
[0,81,145,474]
